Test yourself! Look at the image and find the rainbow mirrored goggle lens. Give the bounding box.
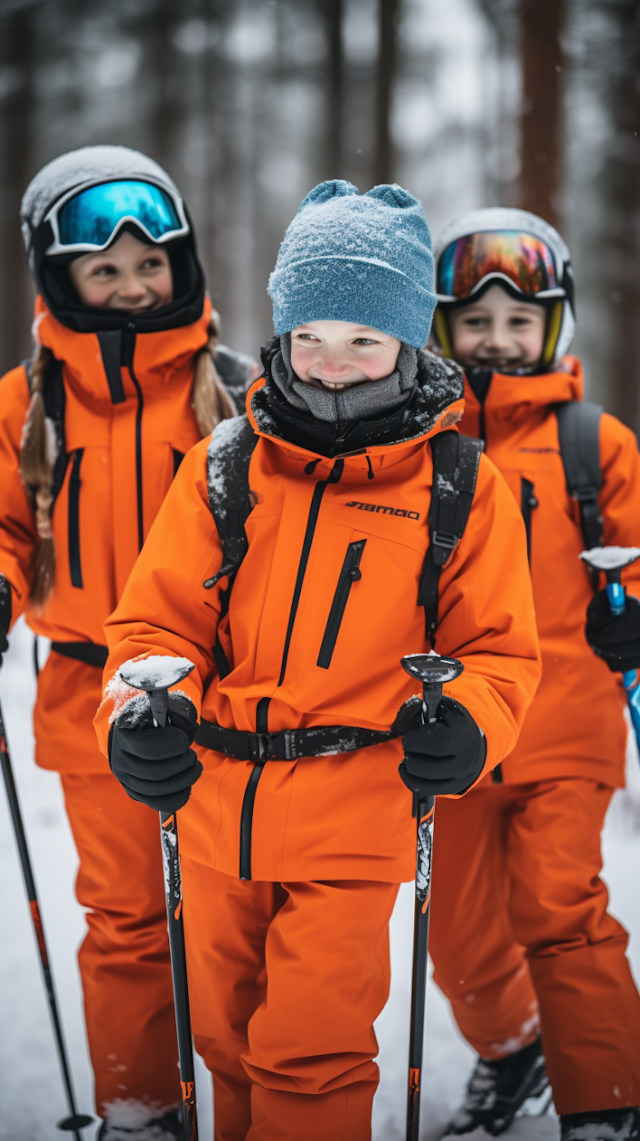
[437,230,560,302]
[45,180,189,254]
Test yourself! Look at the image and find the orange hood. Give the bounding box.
[0,295,213,644]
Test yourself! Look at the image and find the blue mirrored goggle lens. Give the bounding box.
[57,181,183,247]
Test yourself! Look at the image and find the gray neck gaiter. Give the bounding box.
[270,334,418,423]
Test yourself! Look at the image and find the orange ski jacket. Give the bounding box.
[460,356,640,787]
[96,366,541,884]
[0,295,212,644]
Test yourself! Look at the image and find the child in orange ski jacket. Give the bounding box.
[95,180,541,1141]
[0,146,255,1138]
[428,208,640,1141]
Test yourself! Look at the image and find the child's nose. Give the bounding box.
[484,322,512,349]
[119,272,146,297]
[318,354,351,376]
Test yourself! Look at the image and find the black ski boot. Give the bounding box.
[97,1108,184,1141]
[560,1108,640,1141]
[443,1035,549,1136]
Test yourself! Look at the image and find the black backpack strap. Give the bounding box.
[555,401,603,584]
[23,355,69,509]
[418,431,483,647]
[204,415,258,678]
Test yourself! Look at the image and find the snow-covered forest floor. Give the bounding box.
[1,617,639,1140]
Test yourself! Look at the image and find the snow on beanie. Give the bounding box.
[268,180,436,349]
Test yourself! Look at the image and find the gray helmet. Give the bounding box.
[432,207,575,369]
[21,145,204,334]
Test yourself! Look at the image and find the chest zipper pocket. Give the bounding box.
[317,539,366,669]
[520,478,538,566]
[68,448,84,588]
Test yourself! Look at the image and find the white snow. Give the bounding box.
[118,656,195,692]
[1,617,639,1140]
[579,547,640,573]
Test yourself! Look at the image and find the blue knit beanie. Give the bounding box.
[268,180,436,348]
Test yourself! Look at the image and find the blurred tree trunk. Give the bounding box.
[321,0,344,178]
[0,4,36,374]
[518,0,564,229]
[148,0,182,173]
[374,0,399,185]
[599,0,640,435]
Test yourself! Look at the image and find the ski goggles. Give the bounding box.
[436,230,564,303]
[44,179,189,255]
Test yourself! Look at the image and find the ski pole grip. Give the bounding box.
[606,577,626,618]
[422,683,443,724]
[149,688,170,728]
[119,658,196,730]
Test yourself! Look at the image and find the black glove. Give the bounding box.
[585,589,640,673]
[398,695,486,797]
[109,693,202,813]
[0,575,11,666]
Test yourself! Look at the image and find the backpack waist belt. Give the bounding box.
[196,718,398,761]
[51,640,109,668]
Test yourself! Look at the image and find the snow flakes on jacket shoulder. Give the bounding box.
[207,415,257,510]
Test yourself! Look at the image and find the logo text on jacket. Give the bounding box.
[345,500,420,520]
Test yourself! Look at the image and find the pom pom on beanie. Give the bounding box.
[268,180,436,349]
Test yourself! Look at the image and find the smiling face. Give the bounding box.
[67,229,173,313]
[448,284,546,372]
[289,321,401,391]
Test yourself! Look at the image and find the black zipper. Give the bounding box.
[520,478,538,565]
[317,539,366,669]
[238,460,344,880]
[68,448,84,588]
[239,696,270,880]
[123,327,144,552]
[277,459,344,686]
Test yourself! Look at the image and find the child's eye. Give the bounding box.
[353,338,376,345]
[93,265,117,278]
[141,258,164,270]
[462,317,486,328]
[295,334,318,342]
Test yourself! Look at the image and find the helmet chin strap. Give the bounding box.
[432,309,454,359]
[541,299,564,368]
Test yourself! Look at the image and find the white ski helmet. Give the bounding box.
[20,145,204,333]
[432,207,575,370]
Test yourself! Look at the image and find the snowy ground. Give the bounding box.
[1,617,639,1140]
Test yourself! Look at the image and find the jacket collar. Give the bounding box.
[33,294,212,407]
[248,341,465,463]
[466,356,584,423]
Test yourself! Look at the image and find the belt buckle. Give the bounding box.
[255,732,275,761]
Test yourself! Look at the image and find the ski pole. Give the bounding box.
[119,658,199,1141]
[400,652,465,1141]
[579,545,640,752]
[0,696,93,1139]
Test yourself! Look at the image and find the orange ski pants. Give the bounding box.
[181,858,399,1141]
[35,652,180,1119]
[429,776,640,1114]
